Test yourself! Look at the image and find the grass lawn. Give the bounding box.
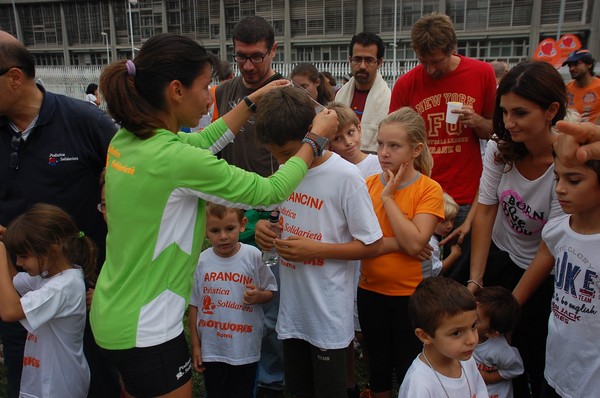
[0,237,380,396]
[1,323,375,398]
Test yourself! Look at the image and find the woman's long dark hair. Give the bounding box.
[100,33,217,138]
[493,60,567,165]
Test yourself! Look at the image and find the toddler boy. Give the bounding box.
[399,277,487,397]
[189,203,277,397]
[473,286,524,398]
[422,192,462,277]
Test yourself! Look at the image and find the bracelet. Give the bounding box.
[302,137,319,157]
[467,280,483,289]
[243,96,257,113]
[382,197,394,205]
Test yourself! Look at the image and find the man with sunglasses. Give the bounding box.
[335,32,391,153]
[0,31,117,398]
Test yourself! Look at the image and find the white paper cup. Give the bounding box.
[446,102,463,124]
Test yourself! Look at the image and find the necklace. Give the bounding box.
[422,350,472,398]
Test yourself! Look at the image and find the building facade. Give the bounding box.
[1,0,598,71]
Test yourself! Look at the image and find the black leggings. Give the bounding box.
[357,288,421,393]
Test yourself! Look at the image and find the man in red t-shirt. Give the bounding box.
[389,12,496,282]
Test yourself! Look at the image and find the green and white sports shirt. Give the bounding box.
[90,119,306,349]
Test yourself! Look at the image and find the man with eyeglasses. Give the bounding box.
[211,16,286,398]
[0,31,118,398]
[213,15,283,178]
[389,13,496,286]
[335,32,391,153]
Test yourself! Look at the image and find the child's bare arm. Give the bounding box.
[243,284,273,305]
[513,241,554,305]
[188,305,205,373]
[383,209,439,257]
[274,236,382,262]
[479,369,505,385]
[441,243,462,274]
[380,167,439,256]
[0,243,25,322]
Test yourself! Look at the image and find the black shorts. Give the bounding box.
[283,338,347,398]
[101,332,192,397]
[203,361,258,398]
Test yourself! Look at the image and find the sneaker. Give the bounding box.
[359,383,372,398]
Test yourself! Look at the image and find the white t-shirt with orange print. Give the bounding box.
[275,152,382,349]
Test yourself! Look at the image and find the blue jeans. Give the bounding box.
[256,264,284,391]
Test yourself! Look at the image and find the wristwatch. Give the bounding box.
[243,96,257,113]
[302,132,329,157]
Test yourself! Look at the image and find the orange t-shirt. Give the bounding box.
[566,77,600,123]
[360,173,444,296]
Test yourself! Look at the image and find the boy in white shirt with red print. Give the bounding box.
[255,86,383,398]
[189,203,277,398]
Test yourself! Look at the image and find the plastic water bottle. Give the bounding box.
[262,210,280,267]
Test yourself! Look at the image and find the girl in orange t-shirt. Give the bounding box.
[358,107,444,398]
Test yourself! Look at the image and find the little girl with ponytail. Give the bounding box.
[0,203,95,398]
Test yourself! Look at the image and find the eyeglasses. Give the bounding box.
[233,49,271,65]
[9,132,22,170]
[97,203,106,214]
[0,66,23,76]
[350,56,378,66]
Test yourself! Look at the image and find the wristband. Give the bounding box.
[243,96,257,113]
[302,136,319,157]
[303,132,328,157]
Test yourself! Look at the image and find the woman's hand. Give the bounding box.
[247,79,292,103]
[440,221,471,246]
[310,108,339,140]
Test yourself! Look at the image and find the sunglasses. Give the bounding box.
[9,133,22,170]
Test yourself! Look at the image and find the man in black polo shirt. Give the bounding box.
[0,31,117,398]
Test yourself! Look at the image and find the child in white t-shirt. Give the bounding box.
[422,192,462,278]
[0,204,92,398]
[326,101,383,396]
[473,286,524,398]
[327,101,382,178]
[399,277,488,398]
[254,87,383,398]
[513,156,600,397]
[189,203,277,398]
